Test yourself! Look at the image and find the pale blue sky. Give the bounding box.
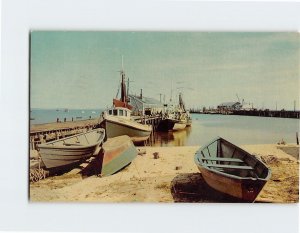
[30,32,299,110]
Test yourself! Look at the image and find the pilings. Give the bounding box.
[30,115,163,150]
[190,109,300,119]
[30,118,101,150]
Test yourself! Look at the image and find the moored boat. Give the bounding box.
[173,119,187,131]
[194,137,271,202]
[186,117,192,127]
[38,128,105,169]
[103,107,152,143]
[157,118,178,131]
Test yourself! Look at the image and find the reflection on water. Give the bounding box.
[150,114,299,147]
[153,127,192,147]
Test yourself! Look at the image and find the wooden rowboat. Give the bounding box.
[81,135,138,177]
[38,128,105,169]
[99,135,138,176]
[194,137,271,202]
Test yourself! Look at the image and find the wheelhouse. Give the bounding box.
[106,107,131,119]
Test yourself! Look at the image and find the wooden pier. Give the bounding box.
[29,115,162,150]
[190,109,300,119]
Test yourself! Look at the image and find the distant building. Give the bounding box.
[241,102,256,111]
[128,94,164,115]
[217,102,242,111]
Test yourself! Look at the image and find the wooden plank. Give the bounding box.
[201,157,243,163]
[206,164,253,170]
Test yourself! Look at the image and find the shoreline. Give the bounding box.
[30,144,299,203]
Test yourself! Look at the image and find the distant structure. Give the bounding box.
[217,102,242,112]
[128,92,164,116]
[240,102,256,111]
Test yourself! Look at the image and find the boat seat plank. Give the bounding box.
[206,164,253,170]
[63,143,84,146]
[201,157,243,163]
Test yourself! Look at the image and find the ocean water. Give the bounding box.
[30,109,299,146]
[30,108,104,124]
[153,113,299,146]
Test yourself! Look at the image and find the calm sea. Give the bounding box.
[30,108,103,124]
[31,109,299,146]
[153,113,299,146]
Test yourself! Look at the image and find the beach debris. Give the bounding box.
[175,166,182,170]
[261,155,280,165]
[137,148,146,155]
[277,139,286,145]
[30,168,49,182]
[153,152,159,159]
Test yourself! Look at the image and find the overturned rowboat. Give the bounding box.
[194,137,271,202]
[81,135,138,177]
[99,135,138,176]
[38,128,105,169]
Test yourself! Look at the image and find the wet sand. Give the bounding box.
[30,144,299,203]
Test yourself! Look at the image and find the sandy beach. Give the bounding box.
[30,144,299,203]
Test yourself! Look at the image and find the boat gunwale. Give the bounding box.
[195,136,271,181]
[38,128,105,150]
[104,116,152,132]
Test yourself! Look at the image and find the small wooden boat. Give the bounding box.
[99,135,138,176]
[38,128,105,169]
[194,137,271,202]
[103,107,152,143]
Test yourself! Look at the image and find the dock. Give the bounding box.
[190,109,300,119]
[29,115,162,150]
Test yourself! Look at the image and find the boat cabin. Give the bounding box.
[105,107,131,119]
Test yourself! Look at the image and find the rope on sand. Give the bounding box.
[30,158,49,182]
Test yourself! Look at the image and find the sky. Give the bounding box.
[30,32,299,110]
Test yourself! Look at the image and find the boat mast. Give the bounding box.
[179,92,186,112]
[170,79,173,103]
[120,56,126,103]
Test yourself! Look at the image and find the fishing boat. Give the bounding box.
[102,58,152,143]
[159,93,192,131]
[194,137,271,202]
[113,57,133,110]
[157,118,178,131]
[172,110,187,131]
[186,111,192,127]
[186,118,192,127]
[173,119,187,131]
[99,135,138,176]
[103,107,152,143]
[38,128,105,169]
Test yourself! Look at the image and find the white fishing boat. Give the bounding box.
[103,107,152,143]
[38,128,105,169]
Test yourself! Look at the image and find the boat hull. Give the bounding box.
[157,119,177,131]
[104,117,152,143]
[100,135,138,176]
[198,166,267,202]
[38,129,105,169]
[194,137,271,202]
[39,146,98,169]
[173,121,186,131]
[186,119,192,127]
